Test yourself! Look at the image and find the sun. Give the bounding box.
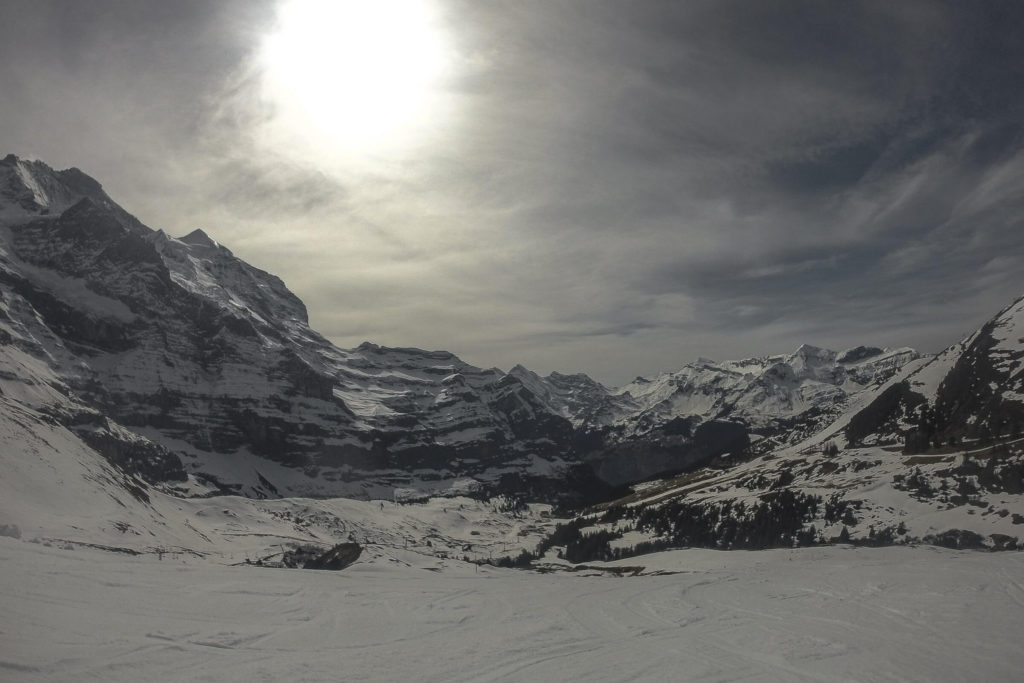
[258,0,452,161]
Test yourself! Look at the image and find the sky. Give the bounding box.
[2,0,1023,386]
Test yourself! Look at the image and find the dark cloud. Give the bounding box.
[2,0,1023,384]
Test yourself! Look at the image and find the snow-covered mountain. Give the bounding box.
[7,151,1022,560]
[1,154,930,503]
[532,296,1024,559]
[616,344,918,434]
[0,155,602,502]
[6,159,1024,683]
[844,294,1024,450]
[511,343,919,484]
[514,344,918,436]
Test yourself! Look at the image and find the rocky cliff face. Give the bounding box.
[844,294,1024,451]
[0,154,926,502]
[0,156,595,501]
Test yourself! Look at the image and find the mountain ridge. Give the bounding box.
[525,296,1024,561]
[0,154,929,504]
[3,154,1022,560]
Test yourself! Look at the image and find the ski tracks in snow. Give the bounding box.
[3,541,1024,682]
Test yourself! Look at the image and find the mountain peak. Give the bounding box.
[836,346,884,364]
[180,228,218,248]
[792,343,829,357]
[55,166,105,197]
[1,154,70,216]
[0,154,127,227]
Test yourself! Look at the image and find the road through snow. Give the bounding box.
[3,539,1023,682]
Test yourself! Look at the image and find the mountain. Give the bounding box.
[527,296,1024,561]
[512,344,919,485]
[1,154,930,506]
[0,155,599,503]
[6,156,1024,683]
[2,153,1023,560]
[517,344,917,435]
[845,294,1024,451]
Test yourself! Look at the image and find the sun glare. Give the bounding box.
[259,0,452,161]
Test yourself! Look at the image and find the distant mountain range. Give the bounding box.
[534,294,1024,559]
[2,153,1022,553]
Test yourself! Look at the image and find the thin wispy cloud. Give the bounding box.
[2,0,1022,384]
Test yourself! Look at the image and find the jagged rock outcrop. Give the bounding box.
[845,294,1024,451]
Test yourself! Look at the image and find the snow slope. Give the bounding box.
[0,382,552,566]
[2,539,1022,682]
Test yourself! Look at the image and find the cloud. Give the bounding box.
[2,1,1024,385]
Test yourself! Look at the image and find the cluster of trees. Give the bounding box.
[492,518,589,567]
[490,493,529,516]
[894,449,1024,506]
[958,452,1024,495]
[498,489,829,567]
[823,494,861,525]
[845,381,923,446]
[892,467,936,499]
[618,490,825,555]
[494,447,1024,568]
[903,405,956,453]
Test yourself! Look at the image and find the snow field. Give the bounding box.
[3,539,1023,682]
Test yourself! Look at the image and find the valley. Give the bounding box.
[2,154,1023,681]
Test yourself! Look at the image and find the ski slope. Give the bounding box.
[3,538,1022,682]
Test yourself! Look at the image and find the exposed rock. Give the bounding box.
[282,542,363,570]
